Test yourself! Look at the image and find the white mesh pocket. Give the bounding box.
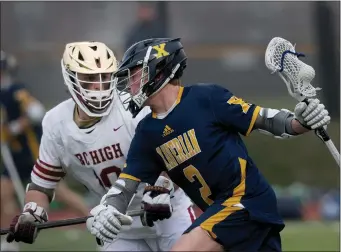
[265,37,320,97]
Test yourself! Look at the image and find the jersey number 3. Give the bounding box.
[183,165,214,206]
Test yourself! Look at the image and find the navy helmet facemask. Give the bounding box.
[113,38,187,118]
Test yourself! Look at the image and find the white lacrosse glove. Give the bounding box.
[294,98,331,130]
[141,176,174,227]
[86,204,133,243]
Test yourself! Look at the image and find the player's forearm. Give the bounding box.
[25,190,50,210]
[290,118,310,134]
[102,178,140,214]
[254,107,303,138]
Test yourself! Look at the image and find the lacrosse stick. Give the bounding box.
[265,37,340,167]
[0,209,145,235]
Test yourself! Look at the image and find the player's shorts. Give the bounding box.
[184,200,284,251]
[1,152,34,182]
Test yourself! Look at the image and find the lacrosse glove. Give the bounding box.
[7,202,48,244]
[86,204,133,244]
[294,98,330,130]
[141,176,174,227]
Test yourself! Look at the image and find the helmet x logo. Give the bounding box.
[152,43,170,59]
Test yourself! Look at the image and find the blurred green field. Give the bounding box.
[20,221,339,251]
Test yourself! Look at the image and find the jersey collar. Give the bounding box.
[152,86,184,119]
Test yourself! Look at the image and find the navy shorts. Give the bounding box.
[1,153,34,182]
[184,201,284,251]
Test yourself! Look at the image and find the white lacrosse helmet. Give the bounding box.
[61,41,118,117]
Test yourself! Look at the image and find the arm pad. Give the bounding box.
[254,108,299,139]
[26,182,55,202]
[100,178,140,214]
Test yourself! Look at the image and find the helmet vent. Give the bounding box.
[90,46,98,51]
[78,52,84,61]
[95,58,101,67]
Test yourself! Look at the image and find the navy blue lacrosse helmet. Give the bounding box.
[114,38,187,118]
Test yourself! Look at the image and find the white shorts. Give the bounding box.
[100,206,196,251]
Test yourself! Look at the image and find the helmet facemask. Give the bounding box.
[114,46,181,117]
[114,64,150,110]
[62,61,116,117]
[61,42,118,117]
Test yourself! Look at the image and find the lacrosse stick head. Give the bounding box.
[265,37,320,101]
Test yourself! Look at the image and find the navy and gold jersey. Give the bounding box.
[0,83,42,164]
[121,84,283,226]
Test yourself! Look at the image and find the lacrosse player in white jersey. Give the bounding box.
[6,41,195,251]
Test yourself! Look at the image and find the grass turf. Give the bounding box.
[19,221,339,251]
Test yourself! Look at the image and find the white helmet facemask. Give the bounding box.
[61,42,118,117]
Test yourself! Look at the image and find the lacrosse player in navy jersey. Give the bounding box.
[86,38,331,251]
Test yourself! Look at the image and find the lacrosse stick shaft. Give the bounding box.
[321,138,340,166]
[0,209,145,235]
[301,99,340,167]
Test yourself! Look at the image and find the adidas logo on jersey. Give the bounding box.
[162,125,174,137]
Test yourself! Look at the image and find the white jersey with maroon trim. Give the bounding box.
[31,97,193,239]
